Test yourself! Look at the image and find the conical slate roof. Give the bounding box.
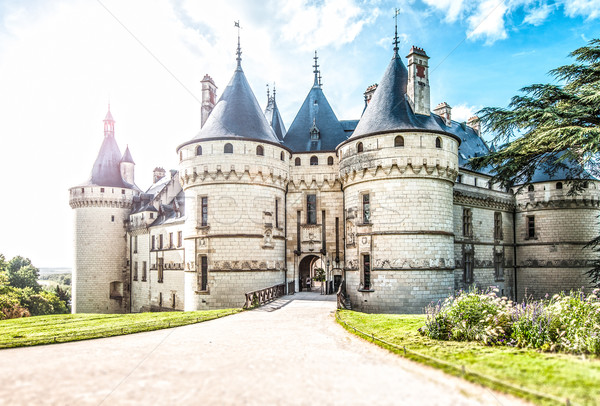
[350,55,445,139]
[284,85,347,152]
[88,134,130,188]
[264,95,286,141]
[193,67,280,143]
[121,145,135,164]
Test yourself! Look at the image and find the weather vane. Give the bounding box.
[313,50,320,87]
[394,8,400,57]
[234,20,242,68]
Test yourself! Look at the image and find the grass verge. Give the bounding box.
[337,310,600,406]
[0,309,241,349]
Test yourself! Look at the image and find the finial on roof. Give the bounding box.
[313,50,320,88]
[393,8,400,58]
[103,104,115,137]
[266,83,270,101]
[273,83,276,100]
[234,20,242,69]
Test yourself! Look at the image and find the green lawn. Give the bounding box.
[0,309,241,349]
[337,310,600,406]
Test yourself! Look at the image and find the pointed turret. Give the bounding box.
[264,85,286,141]
[284,52,346,152]
[190,30,279,143]
[120,145,135,185]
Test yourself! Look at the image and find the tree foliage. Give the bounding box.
[470,38,600,187]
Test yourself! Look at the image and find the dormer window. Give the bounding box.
[310,156,318,166]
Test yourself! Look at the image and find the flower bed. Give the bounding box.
[420,288,600,355]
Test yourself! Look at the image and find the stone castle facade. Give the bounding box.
[69,39,600,314]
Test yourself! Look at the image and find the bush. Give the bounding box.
[0,291,30,320]
[420,289,600,355]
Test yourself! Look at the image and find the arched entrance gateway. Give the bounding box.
[298,255,320,292]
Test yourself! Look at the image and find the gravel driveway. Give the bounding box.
[0,292,527,405]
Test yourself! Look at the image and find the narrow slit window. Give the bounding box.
[307,194,317,225]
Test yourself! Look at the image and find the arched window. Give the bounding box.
[435,137,442,149]
[327,156,334,165]
[280,151,285,161]
[556,182,563,190]
[357,142,363,153]
[584,181,589,188]
[224,143,233,154]
[295,157,301,166]
[528,184,535,192]
[394,136,404,147]
[310,156,318,166]
[256,145,264,156]
[196,145,202,156]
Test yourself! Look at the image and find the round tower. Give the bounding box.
[177,38,289,310]
[69,107,138,313]
[513,166,600,299]
[337,42,459,313]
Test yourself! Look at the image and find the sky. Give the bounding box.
[0,0,598,268]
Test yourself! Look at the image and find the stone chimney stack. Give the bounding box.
[153,167,166,184]
[406,46,430,116]
[467,116,481,135]
[362,84,378,115]
[433,102,452,127]
[200,74,217,128]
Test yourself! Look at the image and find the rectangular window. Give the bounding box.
[142,261,147,281]
[307,194,317,225]
[363,254,371,290]
[275,199,279,228]
[201,197,208,226]
[527,215,535,239]
[494,252,504,281]
[172,293,176,309]
[463,208,473,238]
[169,232,173,248]
[457,174,462,183]
[151,236,156,250]
[159,234,163,249]
[177,231,182,247]
[159,292,163,307]
[158,258,164,283]
[134,236,138,253]
[494,212,503,240]
[464,252,473,283]
[200,256,208,291]
[133,262,138,281]
[362,193,371,224]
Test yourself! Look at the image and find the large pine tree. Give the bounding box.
[470,38,600,285]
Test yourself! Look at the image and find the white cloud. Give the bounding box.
[451,103,482,122]
[562,0,600,19]
[524,3,554,25]
[422,0,466,22]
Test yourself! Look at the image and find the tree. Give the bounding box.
[470,38,600,285]
[6,257,41,291]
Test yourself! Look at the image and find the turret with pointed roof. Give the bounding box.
[264,85,286,142]
[284,51,347,152]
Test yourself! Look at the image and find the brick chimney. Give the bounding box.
[200,74,217,128]
[153,167,166,184]
[433,102,452,127]
[467,116,481,135]
[362,84,378,115]
[406,46,430,116]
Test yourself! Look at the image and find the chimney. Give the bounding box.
[433,102,452,127]
[362,84,378,115]
[406,46,430,116]
[200,74,217,128]
[153,167,166,184]
[467,116,481,135]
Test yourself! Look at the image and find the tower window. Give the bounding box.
[100,188,105,193]
[280,151,285,161]
[81,188,84,193]
[295,157,301,166]
[180,151,183,161]
[121,189,125,195]
[224,143,233,154]
[394,136,404,147]
[357,142,363,153]
[134,236,138,253]
[528,184,535,192]
[494,252,504,281]
[362,193,371,224]
[327,156,334,165]
[151,236,156,250]
[157,258,164,283]
[201,196,208,227]
[463,208,473,238]
[362,254,371,290]
[556,182,563,190]
[159,234,163,249]
[463,251,473,283]
[169,232,173,248]
[172,293,176,308]
[435,137,442,148]
[142,261,147,281]
[307,194,317,225]
[275,199,279,228]
[456,174,462,183]
[200,255,208,291]
[527,215,535,239]
[177,231,182,247]
[494,212,503,240]
[256,145,264,156]
[196,145,202,156]
[133,262,138,281]
[310,156,318,166]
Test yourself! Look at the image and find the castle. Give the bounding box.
[69,33,600,314]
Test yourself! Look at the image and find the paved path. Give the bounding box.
[0,293,527,405]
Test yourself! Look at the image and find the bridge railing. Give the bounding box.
[244,283,286,309]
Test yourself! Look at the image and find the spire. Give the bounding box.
[103,104,115,138]
[235,20,242,70]
[272,83,276,100]
[393,8,400,58]
[266,83,270,101]
[313,51,320,88]
[121,144,135,164]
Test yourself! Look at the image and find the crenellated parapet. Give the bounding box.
[514,181,600,211]
[454,187,515,211]
[69,186,136,209]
